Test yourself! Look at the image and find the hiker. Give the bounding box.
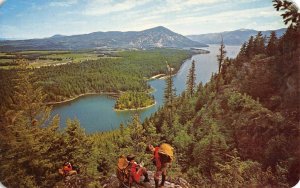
[127,154,150,185]
[117,154,150,187]
[146,144,173,188]
[58,162,78,176]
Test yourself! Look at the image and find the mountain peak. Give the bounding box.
[143,26,171,33]
[152,26,168,30]
[50,34,65,38]
[236,28,254,32]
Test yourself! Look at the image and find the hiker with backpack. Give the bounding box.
[146,143,174,188]
[58,162,78,177]
[116,154,150,187]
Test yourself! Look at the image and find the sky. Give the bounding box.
[0,0,298,39]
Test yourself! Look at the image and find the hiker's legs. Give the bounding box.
[139,167,150,182]
[154,179,159,188]
[154,168,162,188]
[160,163,169,186]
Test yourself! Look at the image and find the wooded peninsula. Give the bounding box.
[114,91,155,111]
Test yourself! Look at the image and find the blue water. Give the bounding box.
[51,45,241,133]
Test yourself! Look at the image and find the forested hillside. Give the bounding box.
[93,10,299,186]
[0,49,190,107]
[0,1,299,187]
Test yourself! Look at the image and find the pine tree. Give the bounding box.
[186,60,196,98]
[164,61,176,106]
[237,42,247,59]
[143,120,160,145]
[245,36,254,58]
[217,36,226,74]
[164,61,176,126]
[192,123,228,179]
[195,82,206,112]
[266,31,278,56]
[62,118,93,174]
[253,31,265,55]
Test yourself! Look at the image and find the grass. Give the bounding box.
[0,50,118,69]
[18,50,70,54]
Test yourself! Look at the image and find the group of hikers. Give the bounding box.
[58,143,173,188]
[117,143,174,188]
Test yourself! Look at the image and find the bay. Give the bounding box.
[51,44,241,133]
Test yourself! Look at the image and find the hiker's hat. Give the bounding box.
[127,154,135,161]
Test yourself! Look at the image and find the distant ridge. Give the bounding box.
[0,26,207,52]
[187,28,286,45]
[50,34,66,38]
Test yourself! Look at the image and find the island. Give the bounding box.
[114,91,155,111]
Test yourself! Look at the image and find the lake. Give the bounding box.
[51,44,241,133]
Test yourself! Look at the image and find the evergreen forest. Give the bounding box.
[0,49,190,106]
[114,91,155,110]
[0,1,299,187]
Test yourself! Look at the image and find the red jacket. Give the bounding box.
[154,147,162,169]
[63,164,72,174]
[129,162,141,183]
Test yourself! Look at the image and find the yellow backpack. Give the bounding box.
[158,143,174,163]
[116,155,130,184]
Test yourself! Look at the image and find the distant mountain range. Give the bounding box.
[0,26,207,52]
[0,37,23,41]
[187,28,286,45]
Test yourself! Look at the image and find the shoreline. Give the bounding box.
[46,92,120,105]
[148,49,206,80]
[47,50,209,106]
[114,101,157,112]
[149,74,165,79]
[159,73,177,79]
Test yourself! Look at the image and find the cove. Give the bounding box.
[51,45,241,133]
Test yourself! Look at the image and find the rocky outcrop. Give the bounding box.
[101,171,191,188]
[54,175,92,188]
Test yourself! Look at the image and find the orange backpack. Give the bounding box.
[116,155,131,184]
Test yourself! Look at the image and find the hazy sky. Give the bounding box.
[0,0,298,39]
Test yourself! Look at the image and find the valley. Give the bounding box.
[0,0,299,186]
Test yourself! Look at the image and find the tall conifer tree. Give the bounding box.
[217,36,226,74]
[164,61,176,126]
[254,31,265,55]
[245,36,254,58]
[164,61,176,106]
[186,60,196,98]
[266,31,278,56]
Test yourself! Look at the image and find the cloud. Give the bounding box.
[78,0,284,34]
[167,7,281,26]
[244,21,278,30]
[49,0,78,7]
[82,0,151,16]
[0,0,6,6]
